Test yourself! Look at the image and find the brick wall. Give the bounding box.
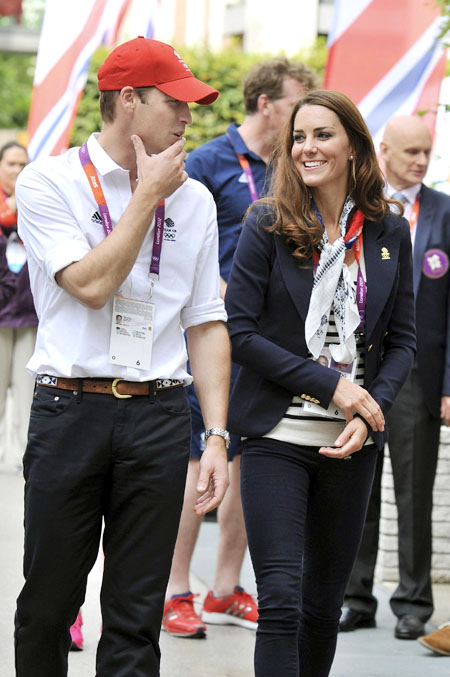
[376,426,450,583]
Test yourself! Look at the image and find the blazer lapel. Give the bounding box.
[364,219,399,342]
[275,217,401,339]
[413,185,433,297]
[275,234,313,322]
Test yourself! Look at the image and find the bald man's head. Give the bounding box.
[380,115,432,190]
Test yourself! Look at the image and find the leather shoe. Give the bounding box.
[394,614,425,640]
[339,606,376,632]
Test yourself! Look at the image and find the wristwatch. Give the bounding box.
[204,427,230,449]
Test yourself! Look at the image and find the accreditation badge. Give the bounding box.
[6,232,27,273]
[109,295,154,370]
[305,347,359,420]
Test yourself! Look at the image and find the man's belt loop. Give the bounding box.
[76,378,84,404]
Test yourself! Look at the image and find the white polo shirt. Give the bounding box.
[16,133,227,382]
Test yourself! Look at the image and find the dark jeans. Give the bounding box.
[241,437,378,677]
[15,384,191,677]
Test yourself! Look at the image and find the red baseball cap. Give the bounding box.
[97,36,219,105]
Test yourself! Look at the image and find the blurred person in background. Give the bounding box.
[0,232,16,309]
[224,90,416,676]
[341,115,450,640]
[0,141,37,470]
[163,57,320,639]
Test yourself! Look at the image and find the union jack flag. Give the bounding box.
[26,0,132,161]
[324,0,447,147]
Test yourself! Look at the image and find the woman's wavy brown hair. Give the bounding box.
[256,89,401,263]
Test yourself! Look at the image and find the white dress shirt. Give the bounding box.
[16,134,226,382]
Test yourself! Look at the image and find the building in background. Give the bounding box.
[143,0,332,54]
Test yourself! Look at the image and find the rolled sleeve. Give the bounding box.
[16,164,90,283]
[182,298,227,329]
[181,192,227,329]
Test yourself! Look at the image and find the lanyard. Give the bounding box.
[408,194,420,232]
[312,206,366,330]
[226,132,259,203]
[79,142,165,285]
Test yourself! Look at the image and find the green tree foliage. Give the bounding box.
[0,53,35,128]
[435,1,450,75]
[71,38,327,153]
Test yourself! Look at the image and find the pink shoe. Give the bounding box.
[70,611,84,651]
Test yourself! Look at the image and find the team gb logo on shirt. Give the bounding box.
[164,217,177,242]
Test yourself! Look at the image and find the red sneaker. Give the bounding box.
[70,611,84,651]
[202,586,258,630]
[162,592,206,638]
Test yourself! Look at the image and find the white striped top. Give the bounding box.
[264,254,370,447]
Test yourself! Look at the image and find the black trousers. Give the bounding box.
[344,369,440,621]
[241,437,378,677]
[15,384,191,677]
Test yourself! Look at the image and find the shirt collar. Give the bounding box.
[386,181,421,205]
[86,133,129,177]
[227,123,263,162]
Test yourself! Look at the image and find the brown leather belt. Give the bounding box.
[36,376,184,399]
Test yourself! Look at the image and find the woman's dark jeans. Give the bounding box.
[241,437,378,677]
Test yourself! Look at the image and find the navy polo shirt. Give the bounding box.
[185,123,268,281]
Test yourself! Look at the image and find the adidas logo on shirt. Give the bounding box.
[91,211,102,225]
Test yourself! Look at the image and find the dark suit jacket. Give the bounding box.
[413,185,450,417]
[225,205,416,450]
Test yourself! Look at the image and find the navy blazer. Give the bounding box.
[413,185,450,417]
[225,204,416,450]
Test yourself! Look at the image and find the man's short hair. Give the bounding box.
[243,57,320,114]
[99,88,152,123]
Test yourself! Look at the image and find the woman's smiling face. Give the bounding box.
[291,104,353,197]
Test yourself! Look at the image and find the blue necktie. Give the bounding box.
[392,191,408,204]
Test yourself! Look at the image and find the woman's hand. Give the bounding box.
[332,377,384,432]
[318,416,368,459]
[441,396,450,426]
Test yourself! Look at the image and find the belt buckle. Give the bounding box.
[111,378,132,399]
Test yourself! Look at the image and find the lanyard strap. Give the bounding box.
[150,200,165,279]
[79,142,113,236]
[408,195,420,232]
[79,142,164,279]
[226,132,259,203]
[313,231,366,330]
[312,202,366,330]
